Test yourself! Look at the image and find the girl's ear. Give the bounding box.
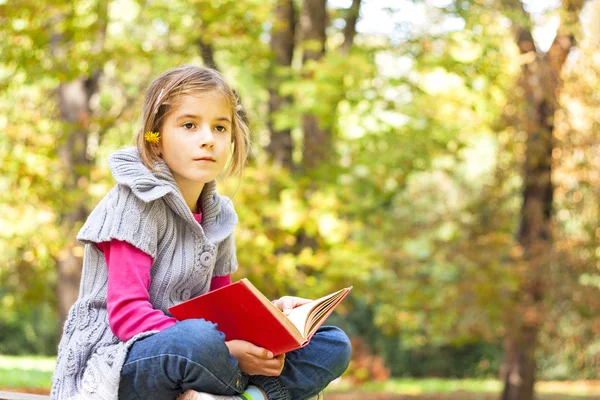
[157,141,164,158]
[156,123,164,154]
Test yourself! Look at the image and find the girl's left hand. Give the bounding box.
[272,296,312,315]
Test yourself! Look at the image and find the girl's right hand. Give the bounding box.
[225,340,285,376]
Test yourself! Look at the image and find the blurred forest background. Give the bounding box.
[1,0,599,399]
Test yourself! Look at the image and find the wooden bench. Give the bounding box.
[0,389,322,399]
[0,391,50,400]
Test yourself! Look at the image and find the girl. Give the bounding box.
[51,65,352,400]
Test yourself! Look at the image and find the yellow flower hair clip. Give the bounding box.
[145,131,161,144]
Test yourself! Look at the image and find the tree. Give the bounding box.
[4,0,111,331]
[53,5,109,325]
[546,0,600,379]
[267,0,296,169]
[340,0,361,56]
[295,0,362,171]
[299,0,329,170]
[54,72,102,328]
[493,1,588,399]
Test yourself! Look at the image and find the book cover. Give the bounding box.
[168,279,351,355]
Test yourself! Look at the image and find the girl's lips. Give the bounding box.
[194,157,216,162]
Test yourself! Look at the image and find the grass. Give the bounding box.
[0,355,55,390]
[351,378,503,393]
[1,355,599,399]
[327,378,600,398]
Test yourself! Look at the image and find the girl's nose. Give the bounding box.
[198,125,215,147]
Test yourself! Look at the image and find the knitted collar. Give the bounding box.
[108,147,233,242]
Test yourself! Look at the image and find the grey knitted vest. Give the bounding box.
[51,147,238,400]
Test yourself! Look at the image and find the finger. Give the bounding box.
[262,368,283,377]
[282,297,294,315]
[263,354,285,367]
[250,353,284,373]
[272,298,283,312]
[276,353,286,371]
[258,364,283,376]
[245,343,273,359]
[262,355,285,374]
[262,360,285,376]
[293,297,312,307]
[178,390,197,400]
[259,358,281,371]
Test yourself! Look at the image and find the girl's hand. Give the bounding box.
[272,296,312,315]
[225,340,285,376]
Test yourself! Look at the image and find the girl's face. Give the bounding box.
[159,91,232,192]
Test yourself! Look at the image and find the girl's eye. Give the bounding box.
[183,122,196,130]
[215,125,227,133]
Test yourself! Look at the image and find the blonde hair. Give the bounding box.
[136,65,251,178]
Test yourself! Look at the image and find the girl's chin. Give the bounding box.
[173,175,217,187]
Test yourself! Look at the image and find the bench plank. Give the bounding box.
[0,391,50,400]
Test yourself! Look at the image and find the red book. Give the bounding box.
[168,278,352,356]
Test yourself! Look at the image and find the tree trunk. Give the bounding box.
[51,1,107,335]
[267,0,296,169]
[197,37,219,71]
[55,74,100,333]
[340,0,361,55]
[300,0,328,170]
[501,327,538,400]
[196,38,250,128]
[298,0,362,170]
[500,1,585,399]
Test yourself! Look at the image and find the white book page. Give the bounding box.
[286,302,314,337]
[286,290,341,337]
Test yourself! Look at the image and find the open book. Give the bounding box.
[168,278,352,356]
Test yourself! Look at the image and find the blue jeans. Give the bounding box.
[119,319,352,400]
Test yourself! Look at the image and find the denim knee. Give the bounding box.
[168,319,230,361]
[315,326,352,378]
[277,326,352,400]
[120,319,247,399]
[152,319,244,389]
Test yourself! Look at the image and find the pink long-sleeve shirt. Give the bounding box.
[97,212,231,341]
